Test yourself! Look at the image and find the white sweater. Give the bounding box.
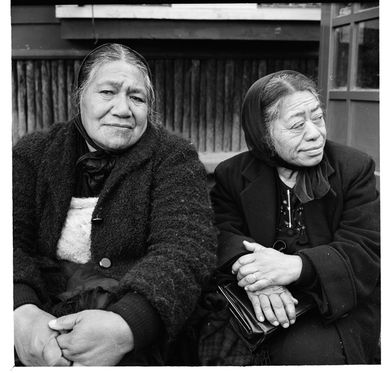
[56,197,98,263]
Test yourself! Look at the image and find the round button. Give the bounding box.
[99,257,111,268]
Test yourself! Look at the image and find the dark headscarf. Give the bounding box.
[241,70,331,204]
[73,43,151,197]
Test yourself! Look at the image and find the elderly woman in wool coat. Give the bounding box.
[13,43,216,366]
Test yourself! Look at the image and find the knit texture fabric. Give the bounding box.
[57,197,98,263]
[13,121,217,351]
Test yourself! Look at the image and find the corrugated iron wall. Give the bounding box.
[12,56,318,151]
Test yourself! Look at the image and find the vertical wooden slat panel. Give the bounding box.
[51,60,59,123]
[173,59,184,134]
[190,59,200,148]
[223,60,234,152]
[35,60,43,131]
[154,60,165,126]
[240,59,252,151]
[165,59,174,132]
[66,60,74,118]
[42,60,53,129]
[198,59,207,152]
[12,61,19,144]
[251,59,259,82]
[231,60,243,151]
[205,59,216,152]
[17,61,27,139]
[214,59,224,151]
[258,59,267,80]
[58,60,67,122]
[11,55,319,149]
[182,59,191,140]
[26,61,36,134]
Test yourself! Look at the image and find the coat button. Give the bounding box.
[99,257,111,268]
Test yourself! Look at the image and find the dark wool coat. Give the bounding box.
[13,121,217,355]
[210,140,380,364]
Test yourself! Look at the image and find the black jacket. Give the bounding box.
[210,140,380,363]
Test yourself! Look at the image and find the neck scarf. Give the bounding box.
[74,116,119,197]
[241,70,331,204]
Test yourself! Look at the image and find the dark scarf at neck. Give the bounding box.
[73,116,122,197]
[241,70,331,204]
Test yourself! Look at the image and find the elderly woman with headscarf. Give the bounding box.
[13,43,216,366]
[209,70,380,365]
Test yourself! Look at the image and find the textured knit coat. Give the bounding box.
[13,120,217,355]
[210,140,380,364]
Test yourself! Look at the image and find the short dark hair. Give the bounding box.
[73,43,156,122]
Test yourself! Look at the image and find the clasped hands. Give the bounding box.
[14,304,134,366]
[231,240,303,329]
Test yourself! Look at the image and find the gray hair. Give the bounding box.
[261,71,322,149]
[73,43,156,123]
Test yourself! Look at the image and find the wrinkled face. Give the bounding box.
[269,90,327,167]
[80,60,148,151]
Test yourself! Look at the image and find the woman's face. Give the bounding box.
[269,90,326,167]
[80,60,148,151]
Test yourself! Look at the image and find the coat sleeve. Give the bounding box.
[108,141,217,341]
[13,136,48,309]
[298,154,380,322]
[210,161,255,271]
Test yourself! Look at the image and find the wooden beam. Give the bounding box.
[60,19,320,41]
[56,5,321,21]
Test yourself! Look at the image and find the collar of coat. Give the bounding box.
[41,121,160,220]
[238,148,337,247]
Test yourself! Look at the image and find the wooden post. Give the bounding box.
[51,60,59,123]
[231,60,243,151]
[240,59,252,151]
[165,59,174,132]
[12,61,19,144]
[182,59,191,140]
[198,59,207,152]
[214,59,224,151]
[17,61,27,139]
[26,61,36,134]
[66,60,75,118]
[205,58,216,152]
[35,60,43,131]
[173,59,184,134]
[223,60,235,152]
[154,59,165,127]
[190,59,200,149]
[42,60,53,129]
[58,60,67,122]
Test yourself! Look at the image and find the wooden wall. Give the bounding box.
[12,56,318,151]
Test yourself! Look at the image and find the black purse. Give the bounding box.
[218,282,314,349]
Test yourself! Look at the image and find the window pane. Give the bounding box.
[335,3,352,16]
[358,1,379,10]
[355,20,379,89]
[332,26,350,89]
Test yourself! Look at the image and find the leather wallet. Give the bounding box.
[218,282,314,348]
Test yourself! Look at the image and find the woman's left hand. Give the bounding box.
[48,310,134,366]
[232,241,303,290]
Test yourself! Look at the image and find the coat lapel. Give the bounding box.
[42,122,79,246]
[240,158,277,247]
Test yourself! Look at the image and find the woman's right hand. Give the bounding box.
[14,304,71,366]
[246,286,298,328]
